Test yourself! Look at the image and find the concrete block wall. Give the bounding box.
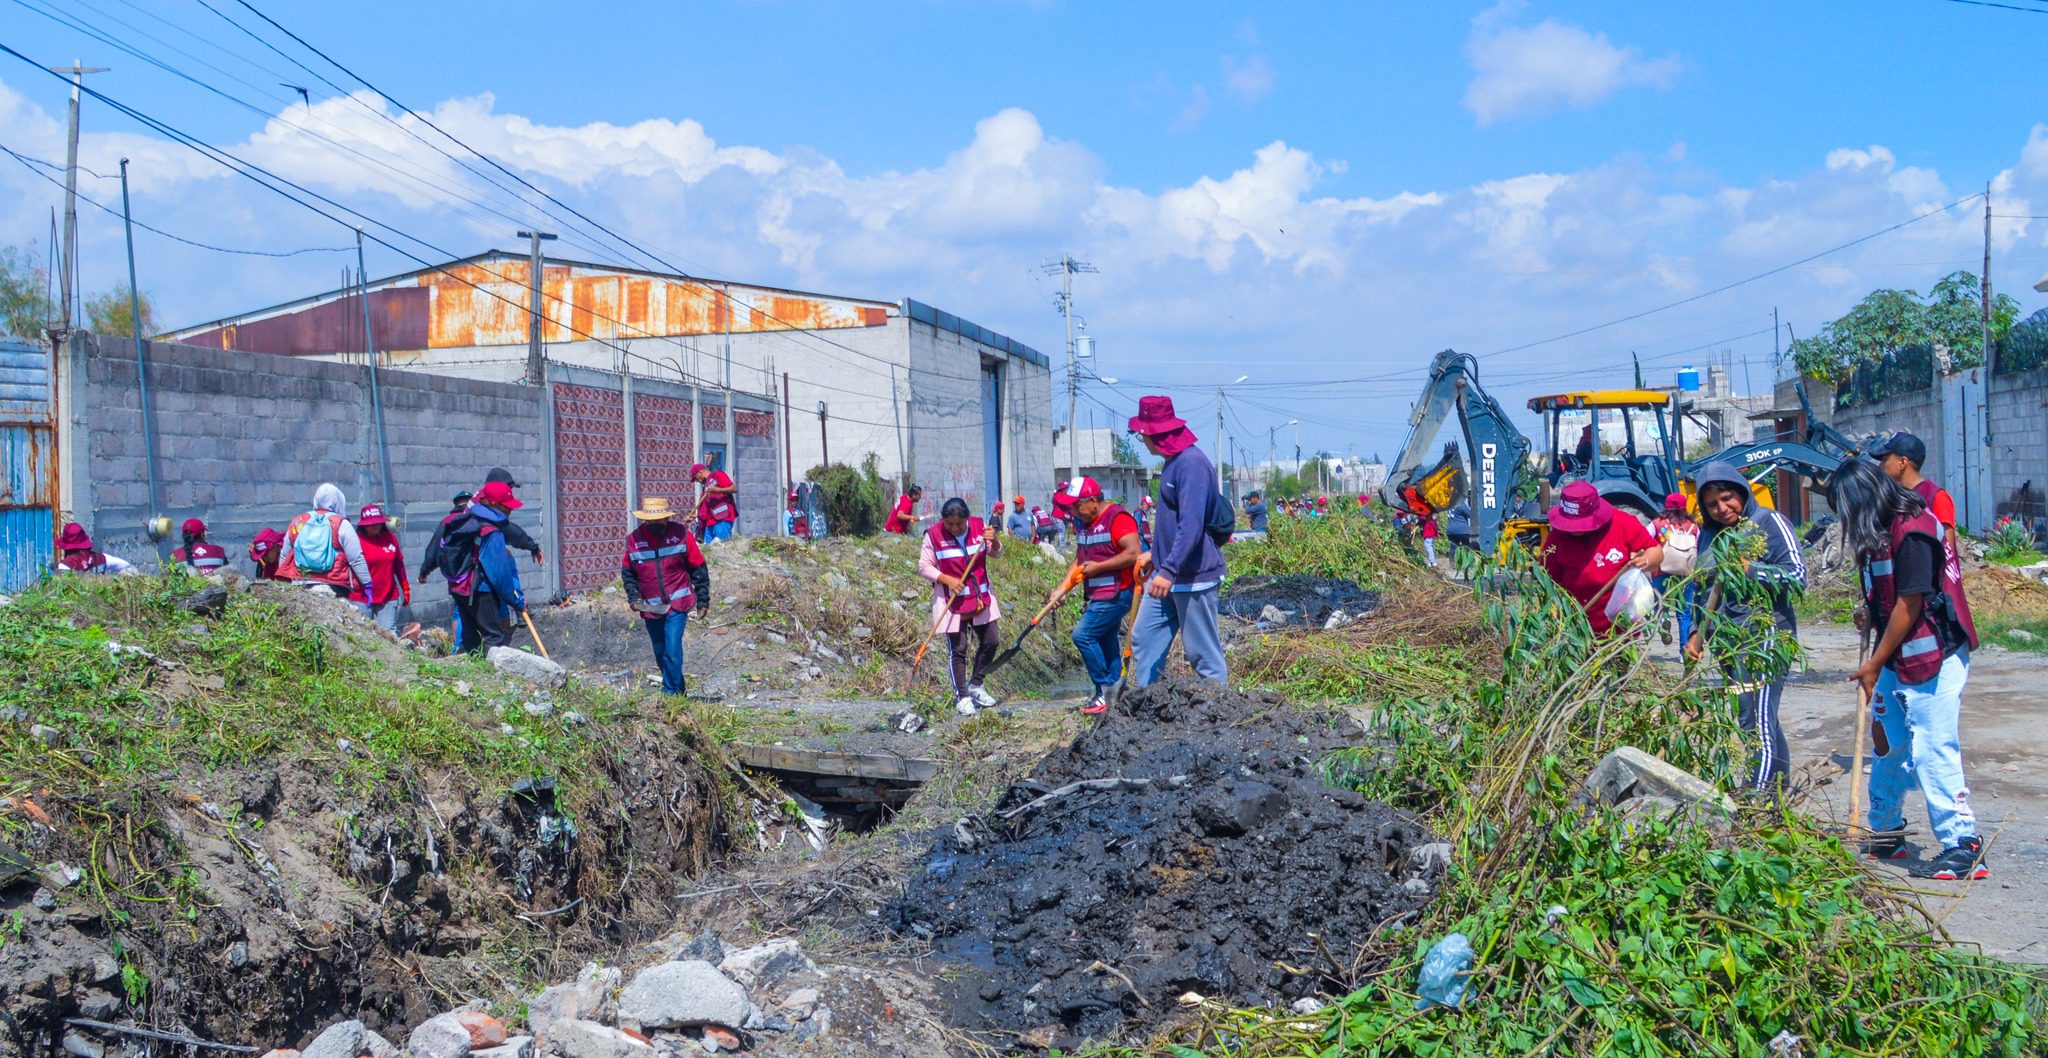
[1990,366,2048,516]
[68,334,544,619]
[1829,387,1944,483]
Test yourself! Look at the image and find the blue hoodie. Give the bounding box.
[1692,461,1804,637]
[1155,444,1226,590]
[464,502,525,609]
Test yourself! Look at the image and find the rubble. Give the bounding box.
[616,960,750,1029]
[1578,746,1735,818]
[1220,574,1382,628]
[487,646,568,688]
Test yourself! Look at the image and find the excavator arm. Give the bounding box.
[1382,350,1534,555]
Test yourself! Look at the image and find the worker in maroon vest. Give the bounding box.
[53,523,134,575]
[623,497,712,696]
[1831,457,1987,882]
[1052,476,1145,715]
[919,498,1003,715]
[170,518,228,574]
[248,528,287,581]
[693,463,739,544]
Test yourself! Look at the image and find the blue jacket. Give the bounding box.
[1244,500,1269,532]
[1155,445,1226,590]
[1692,461,1803,637]
[465,503,526,609]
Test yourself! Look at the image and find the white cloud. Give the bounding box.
[1825,145,1895,173]
[1223,55,1275,104]
[1170,84,1211,134]
[1464,4,1681,125]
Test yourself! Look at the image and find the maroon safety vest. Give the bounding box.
[57,551,108,573]
[698,472,737,525]
[172,541,228,572]
[625,522,701,614]
[1075,503,1133,600]
[1861,509,1977,684]
[927,518,993,614]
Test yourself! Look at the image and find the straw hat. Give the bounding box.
[633,497,677,521]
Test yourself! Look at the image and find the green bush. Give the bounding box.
[805,453,888,536]
[1986,516,2041,565]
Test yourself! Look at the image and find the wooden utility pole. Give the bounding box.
[49,61,108,337]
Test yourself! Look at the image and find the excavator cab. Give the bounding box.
[1528,390,1682,520]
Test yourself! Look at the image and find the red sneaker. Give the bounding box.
[1080,695,1108,715]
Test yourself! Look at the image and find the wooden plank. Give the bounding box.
[731,743,940,784]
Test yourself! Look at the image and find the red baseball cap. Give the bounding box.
[358,503,389,526]
[690,463,709,477]
[1052,476,1103,508]
[181,517,207,535]
[476,480,524,511]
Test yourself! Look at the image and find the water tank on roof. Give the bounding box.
[1677,366,1701,392]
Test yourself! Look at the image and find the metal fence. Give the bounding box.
[1834,345,1934,409]
[0,338,55,592]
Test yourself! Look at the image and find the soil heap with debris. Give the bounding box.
[1219,574,1381,627]
[888,680,1437,1045]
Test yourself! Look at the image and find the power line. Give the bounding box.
[1936,0,2048,13]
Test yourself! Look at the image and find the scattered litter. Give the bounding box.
[1413,932,1473,1010]
[1220,575,1381,628]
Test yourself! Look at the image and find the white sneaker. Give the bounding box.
[969,684,999,708]
[955,696,978,716]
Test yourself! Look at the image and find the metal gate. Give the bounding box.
[0,340,55,592]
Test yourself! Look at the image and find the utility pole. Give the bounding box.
[1043,253,1096,483]
[817,401,830,467]
[357,229,393,510]
[50,61,108,337]
[516,230,556,384]
[890,365,907,491]
[1773,306,1781,367]
[118,158,163,556]
[1215,375,1246,490]
[1983,181,1993,374]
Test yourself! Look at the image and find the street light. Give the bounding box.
[1216,374,1249,491]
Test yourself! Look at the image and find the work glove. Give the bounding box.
[1062,564,1086,593]
[695,601,710,617]
[402,588,411,606]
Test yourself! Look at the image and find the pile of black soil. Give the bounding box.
[887,680,1437,1047]
[1219,574,1382,626]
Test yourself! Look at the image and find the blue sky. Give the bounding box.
[6,0,2048,461]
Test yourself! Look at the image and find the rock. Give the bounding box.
[543,1020,651,1058]
[31,887,56,911]
[0,593,11,607]
[257,1050,300,1058]
[364,1031,399,1058]
[1579,746,1735,817]
[806,666,823,679]
[41,862,83,889]
[61,1031,103,1058]
[498,722,516,736]
[177,585,230,617]
[825,572,850,591]
[717,938,815,989]
[779,988,821,1021]
[814,644,844,663]
[1323,610,1354,630]
[899,589,919,601]
[618,960,750,1029]
[29,724,60,747]
[1192,781,1288,837]
[673,930,728,965]
[523,701,553,717]
[1290,997,1326,1015]
[408,1011,506,1058]
[1258,604,1289,625]
[454,680,473,697]
[488,647,567,688]
[562,711,587,726]
[470,1038,531,1058]
[229,940,249,967]
[763,632,788,645]
[529,963,621,1037]
[299,1020,370,1058]
[2010,628,2039,643]
[0,705,23,724]
[850,625,872,639]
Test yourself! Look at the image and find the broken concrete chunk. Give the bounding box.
[542,1020,651,1058]
[362,1030,399,1058]
[778,988,822,1021]
[527,963,620,1037]
[177,585,230,617]
[406,1012,491,1058]
[1578,747,1735,817]
[469,1037,531,1058]
[717,938,815,989]
[299,1020,370,1058]
[618,960,750,1029]
[487,646,567,688]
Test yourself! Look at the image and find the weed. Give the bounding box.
[1986,516,2042,565]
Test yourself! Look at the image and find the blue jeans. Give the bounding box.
[1071,589,1134,692]
[1870,648,1978,849]
[642,608,690,695]
[1654,576,1695,645]
[700,520,734,543]
[355,600,399,632]
[1132,587,1227,687]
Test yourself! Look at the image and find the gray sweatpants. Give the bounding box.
[1131,587,1227,686]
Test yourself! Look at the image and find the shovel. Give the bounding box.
[905,543,988,693]
[1118,554,1153,689]
[981,565,1086,679]
[521,608,551,661]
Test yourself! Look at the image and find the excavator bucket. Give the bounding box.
[1405,444,1467,515]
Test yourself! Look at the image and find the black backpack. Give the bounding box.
[438,515,484,584]
[1204,490,1237,547]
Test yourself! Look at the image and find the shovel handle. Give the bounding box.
[1848,683,1871,841]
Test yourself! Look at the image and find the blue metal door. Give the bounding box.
[0,339,55,592]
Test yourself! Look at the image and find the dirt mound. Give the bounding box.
[1963,565,2048,619]
[1219,574,1381,626]
[887,680,1436,1047]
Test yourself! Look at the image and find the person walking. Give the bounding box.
[248,527,287,581]
[1682,465,1806,793]
[885,485,925,535]
[1137,494,1155,549]
[1537,481,1662,637]
[418,492,472,583]
[1128,396,1229,686]
[1243,491,1269,534]
[440,481,526,653]
[480,469,547,565]
[1005,499,1033,541]
[350,502,411,632]
[1051,477,1144,715]
[1420,509,1439,566]
[53,523,134,574]
[920,497,1003,715]
[1871,433,1956,530]
[278,483,371,598]
[1651,493,1700,646]
[693,462,739,543]
[170,518,228,574]
[623,497,712,696]
[1830,457,1987,880]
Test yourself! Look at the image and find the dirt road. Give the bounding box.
[1776,621,2048,965]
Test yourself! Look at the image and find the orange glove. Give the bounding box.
[1061,564,1086,593]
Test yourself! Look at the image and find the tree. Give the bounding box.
[1790,271,2019,383]
[86,286,155,338]
[0,243,55,337]
[1110,430,1145,467]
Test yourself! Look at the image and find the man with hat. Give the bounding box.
[350,502,411,632]
[482,469,547,565]
[441,481,526,652]
[54,523,134,575]
[419,492,473,585]
[1871,432,1955,531]
[1243,491,1268,535]
[1005,495,1033,541]
[1052,476,1145,714]
[1539,480,1662,637]
[170,518,228,574]
[248,527,288,581]
[693,462,739,544]
[1127,395,1229,686]
[623,497,712,696]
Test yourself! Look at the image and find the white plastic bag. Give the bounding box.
[1603,567,1658,625]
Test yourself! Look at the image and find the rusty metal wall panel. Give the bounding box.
[553,381,628,593]
[178,288,430,355]
[0,339,53,592]
[634,392,694,512]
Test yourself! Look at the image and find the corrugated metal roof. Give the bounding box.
[903,298,1048,367]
